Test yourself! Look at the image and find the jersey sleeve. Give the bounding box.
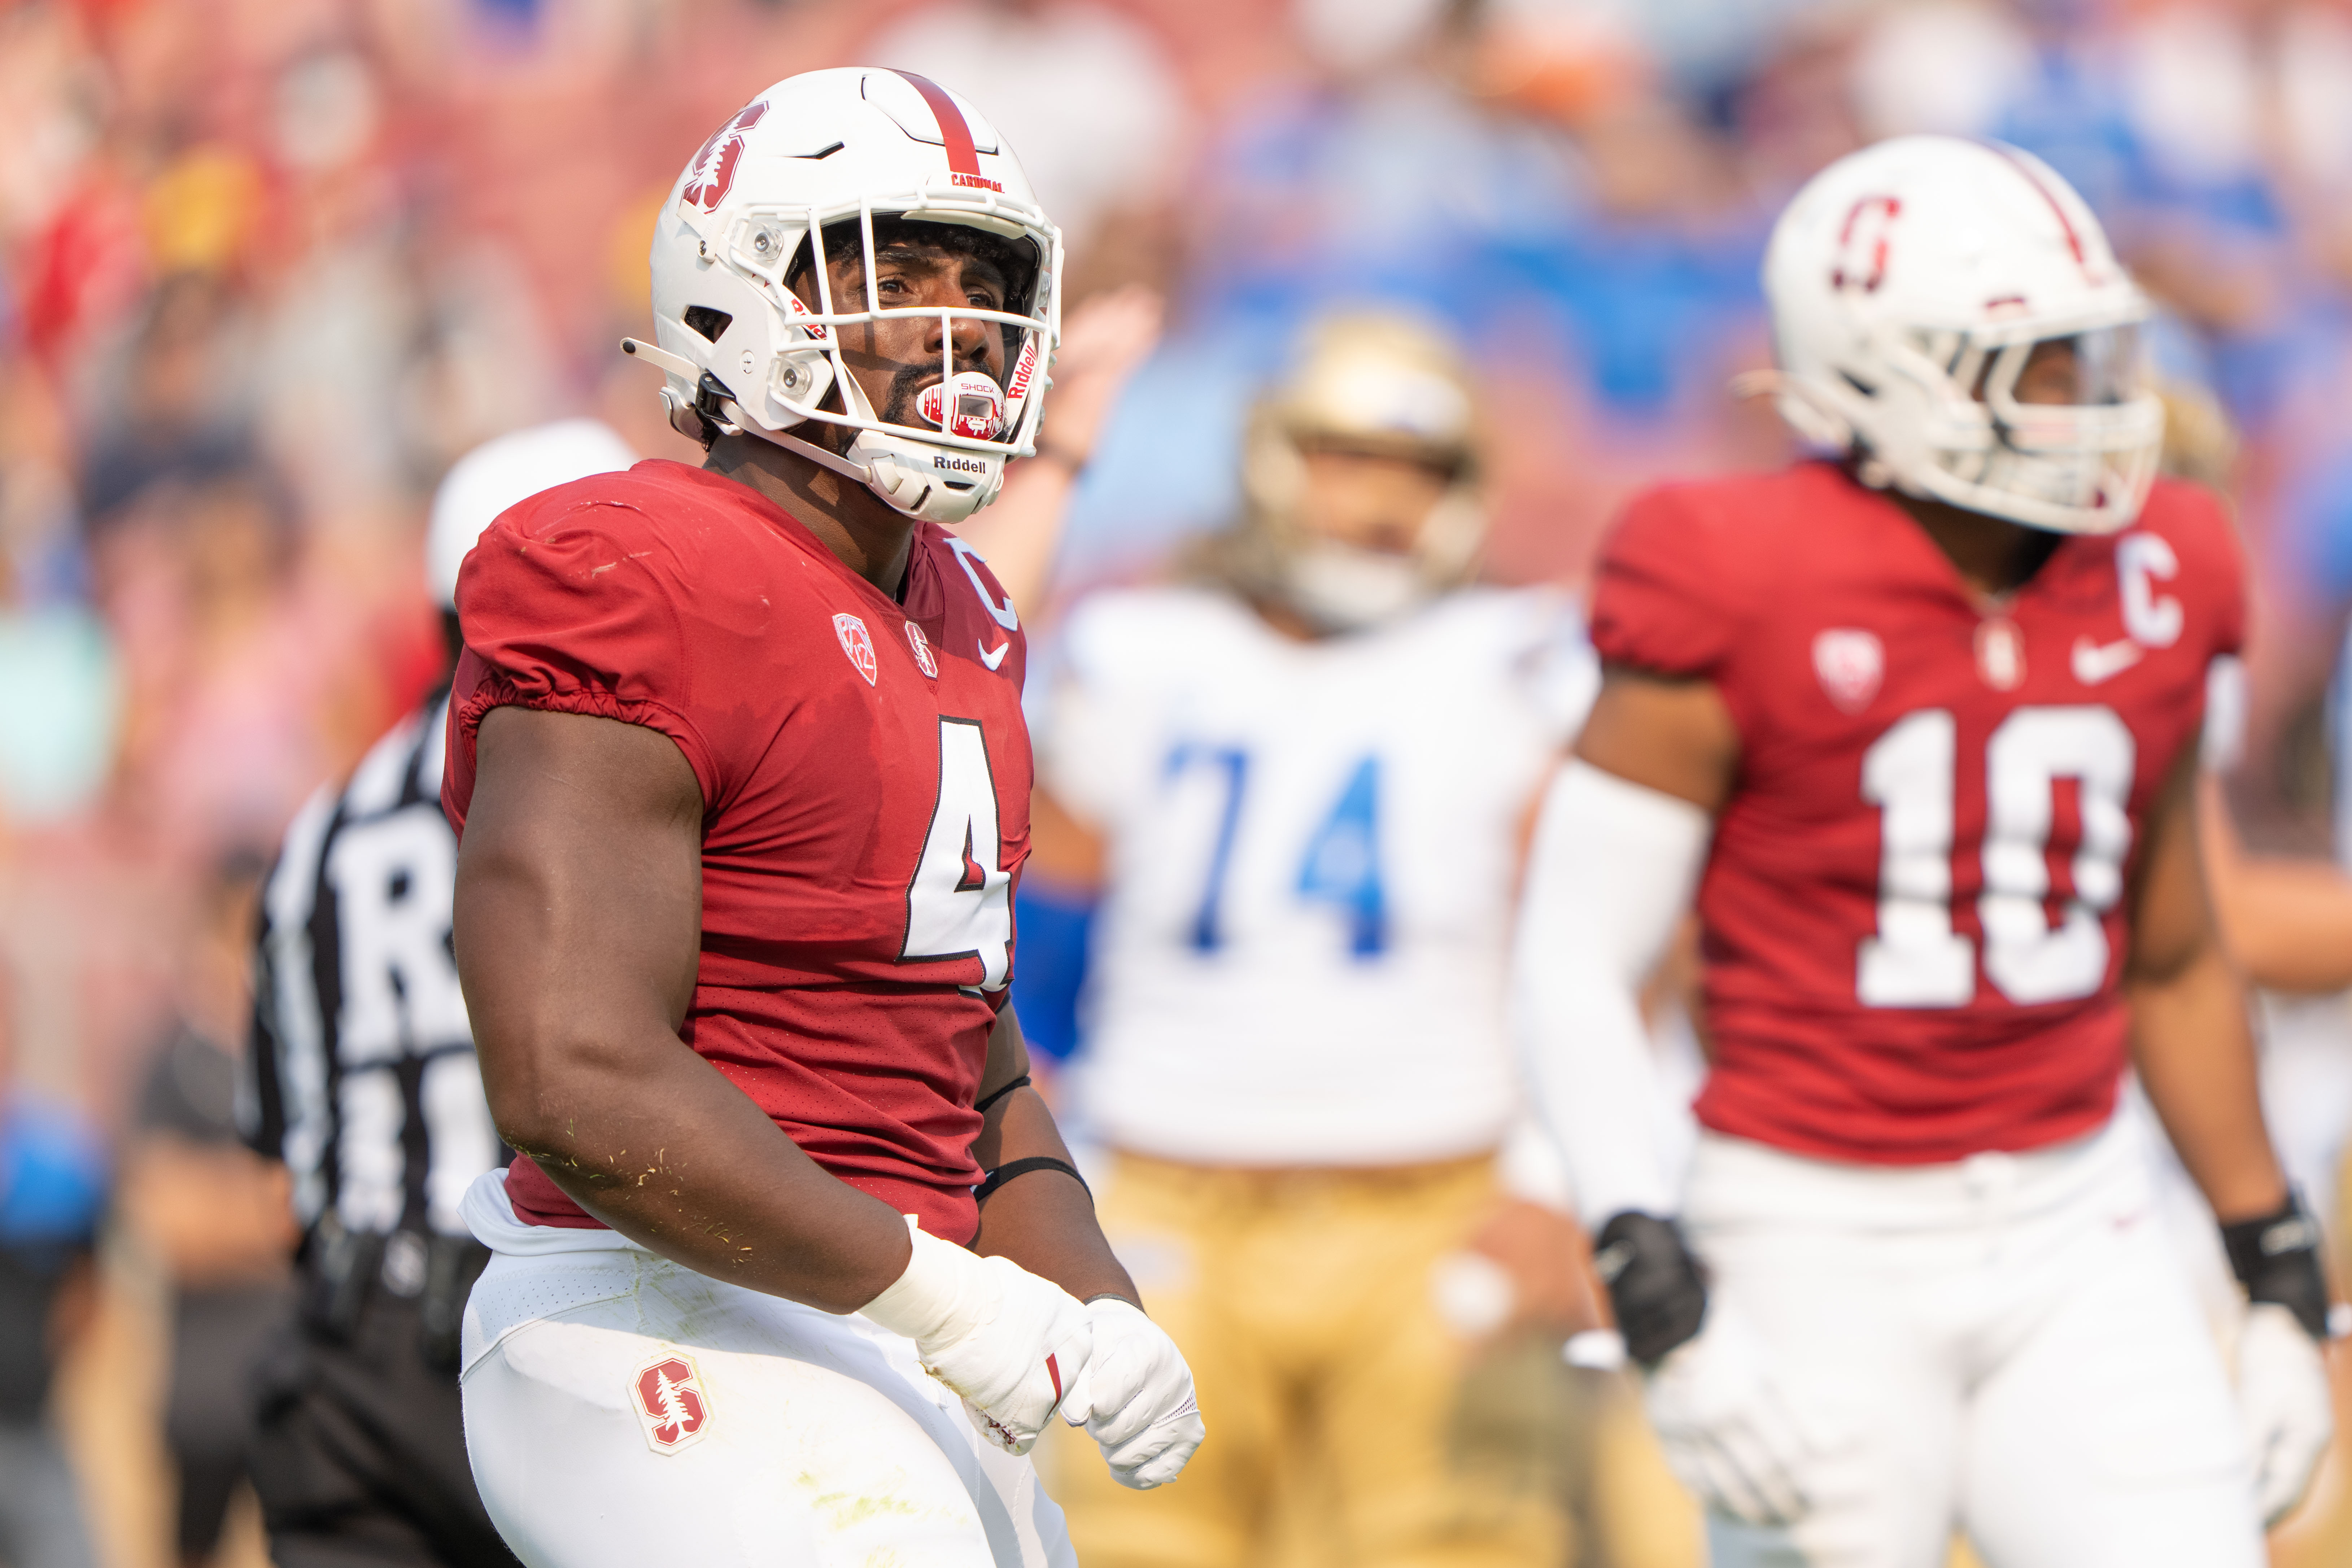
[2186,485,2249,661]
[450,492,726,808]
[1035,595,1157,831]
[2149,481,2250,772]
[1517,593,1601,741]
[1588,485,1754,680]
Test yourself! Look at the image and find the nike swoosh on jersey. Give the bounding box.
[979,638,1011,670]
[2070,635,2143,685]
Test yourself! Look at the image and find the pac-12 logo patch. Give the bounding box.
[905,620,938,678]
[632,1353,711,1454]
[834,612,878,686]
[1812,628,1884,714]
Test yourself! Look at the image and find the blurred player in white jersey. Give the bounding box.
[1028,313,1601,1568]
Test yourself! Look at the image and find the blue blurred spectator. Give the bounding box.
[1011,878,1096,1069]
[0,966,106,1568]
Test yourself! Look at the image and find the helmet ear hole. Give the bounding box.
[683,306,734,342]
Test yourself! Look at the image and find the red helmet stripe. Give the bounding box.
[893,71,983,181]
[1981,141,2092,277]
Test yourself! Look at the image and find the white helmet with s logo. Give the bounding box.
[624,68,1061,526]
[1760,135,2163,535]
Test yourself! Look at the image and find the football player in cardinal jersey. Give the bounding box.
[1027,313,1604,1568]
[1513,135,2334,1567]
[442,70,1200,1568]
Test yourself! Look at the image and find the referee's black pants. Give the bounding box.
[250,1260,520,1568]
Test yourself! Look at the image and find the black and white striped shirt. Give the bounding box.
[243,694,506,1237]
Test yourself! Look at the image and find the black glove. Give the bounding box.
[1593,1211,1709,1367]
[2221,1191,2332,1343]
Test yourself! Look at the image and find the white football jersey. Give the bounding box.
[1039,584,1596,1166]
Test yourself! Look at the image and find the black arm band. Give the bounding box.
[974,1156,1090,1204]
[1593,1210,1709,1367]
[2221,1191,2333,1341]
[973,1074,1032,1118]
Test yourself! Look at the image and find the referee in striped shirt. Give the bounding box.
[241,422,634,1568]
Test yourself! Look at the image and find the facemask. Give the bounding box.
[834,367,1010,525]
[1281,539,1433,632]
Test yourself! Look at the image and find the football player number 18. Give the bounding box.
[1859,704,2135,1008]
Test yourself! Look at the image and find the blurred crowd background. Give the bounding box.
[7,0,2352,1564]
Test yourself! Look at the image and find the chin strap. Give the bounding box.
[773,426,880,485]
[623,337,1000,523]
[622,335,886,486]
[619,337,698,381]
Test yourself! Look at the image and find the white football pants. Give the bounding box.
[456,1172,1077,1568]
[1682,1115,2262,1568]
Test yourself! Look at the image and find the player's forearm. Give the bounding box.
[501,1031,912,1313]
[1513,760,1708,1228]
[2210,855,2352,994]
[2128,942,2287,1224]
[969,1087,1138,1305]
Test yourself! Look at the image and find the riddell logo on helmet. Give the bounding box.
[1005,340,1038,404]
[934,454,986,473]
[950,171,1003,193]
[681,100,770,213]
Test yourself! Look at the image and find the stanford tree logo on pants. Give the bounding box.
[632,1353,712,1454]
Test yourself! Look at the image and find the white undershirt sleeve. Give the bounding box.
[1511,759,1714,1229]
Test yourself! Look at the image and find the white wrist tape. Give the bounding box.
[857,1215,1094,1455]
[858,1216,985,1344]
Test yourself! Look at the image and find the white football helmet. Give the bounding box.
[623,68,1061,526]
[1761,135,2163,535]
[428,419,637,610]
[1230,311,1485,632]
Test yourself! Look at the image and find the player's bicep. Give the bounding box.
[1572,663,1740,814]
[453,707,705,1131]
[2123,729,2218,988]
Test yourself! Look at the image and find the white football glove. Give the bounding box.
[2236,1302,2334,1528]
[858,1216,1092,1455]
[1642,1300,1826,1526]
[1060,1297,1205,1488]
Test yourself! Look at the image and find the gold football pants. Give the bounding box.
[1043,1152,1578,1568]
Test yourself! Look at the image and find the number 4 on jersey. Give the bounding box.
[901,717,1014,990]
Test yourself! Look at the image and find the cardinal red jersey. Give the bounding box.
[1590,462,2244,1165]
[441,460,1031,1241]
